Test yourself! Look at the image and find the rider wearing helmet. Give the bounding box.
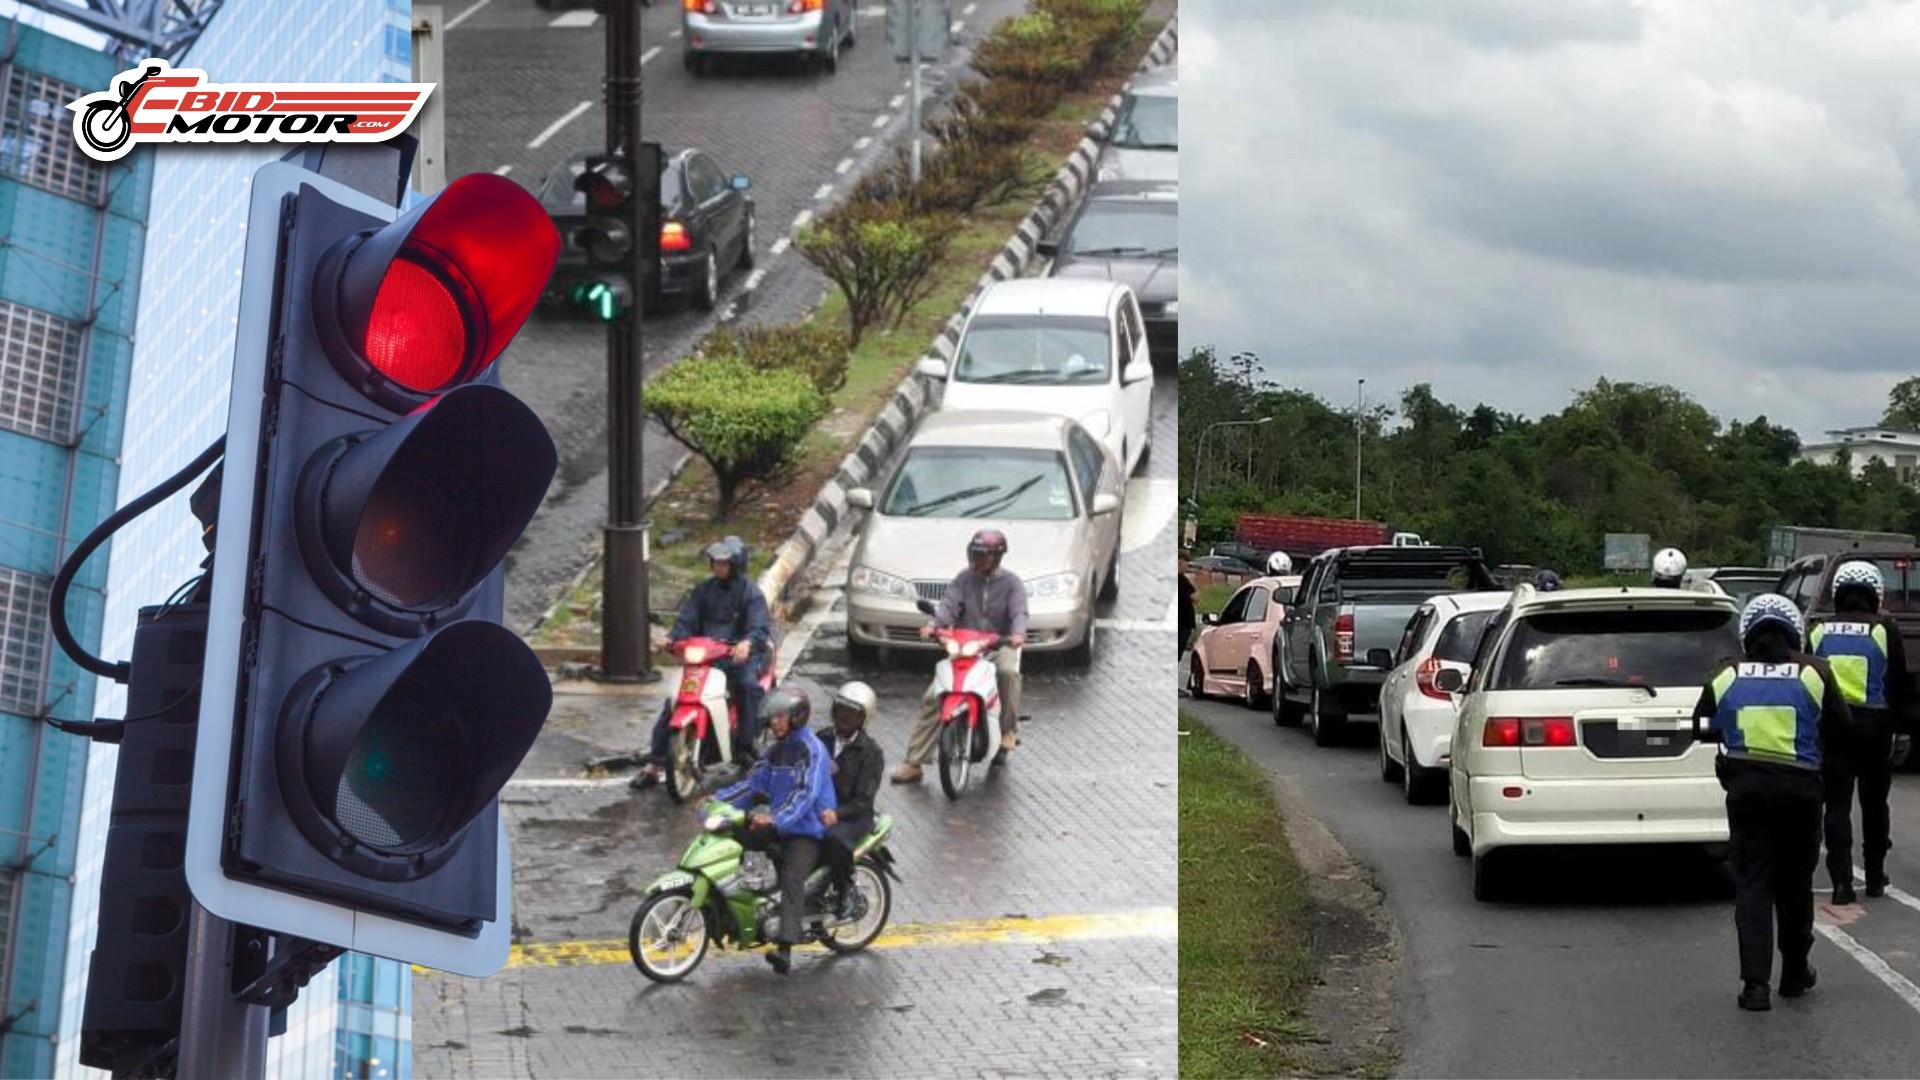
[716,687,835,975]
[1652,547,1688,588]
[1694,594,1852,1012]
[1266,551,1293,576]
[1533,569,1563,592]
[894,529,1030,782]
[634,537,774,790]
[817,681,884,919]
[1808,561,1912,903]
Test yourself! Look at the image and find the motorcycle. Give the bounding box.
[914,598,1003,799]
[661,636,776,804]
[628,802,900,982]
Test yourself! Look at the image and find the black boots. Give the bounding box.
[1866,871,1889,898]
[1833,881,1858,905]
[1779,965,1818,999]
[765,943,792,975]
[1739,982,1771,1011]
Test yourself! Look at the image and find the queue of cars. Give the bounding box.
[1187,544,1894,901]
[842,59,1178,666]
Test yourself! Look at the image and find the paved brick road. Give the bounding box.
[411,377,1178,1077]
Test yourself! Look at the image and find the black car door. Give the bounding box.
[686,153,741,269]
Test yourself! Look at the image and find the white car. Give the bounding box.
[919,278,1155,476]
[1376,592,1508,805]
[1440,583,1742,901]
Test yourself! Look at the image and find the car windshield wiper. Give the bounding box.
[900,484,998,517]
[1070,245,1150,257]
[1553,677,1657,696]
[1148,246,1177,258]
[961,474,1047,517]
[962,370,1066,384]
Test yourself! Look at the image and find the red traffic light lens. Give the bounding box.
[365,255,468,393]
[351,464,462,608]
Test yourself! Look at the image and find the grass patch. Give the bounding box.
[1196,582,1233,616]
[1179,717,1319,1078]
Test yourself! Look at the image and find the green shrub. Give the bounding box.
[646,356,828,518]
[1035,0,1144,66]
[697,322,851,396]
[927,78,1046,149]
[900,138,1045,216]
[970,12,1091,90]
[796,200,959,347]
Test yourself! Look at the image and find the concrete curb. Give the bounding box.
[755,15,1180,616]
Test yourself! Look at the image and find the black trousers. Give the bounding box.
[741,824,821,945]
[1824,711,1895,887]
[1724,760,1824,986]
[823,814,873,891]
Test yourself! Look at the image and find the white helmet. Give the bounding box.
[1652,547,1687,584]
[1266,551,1293,575]
[1833,560,1885,606]
[831,681,877,726]
[1740,593,1804,647]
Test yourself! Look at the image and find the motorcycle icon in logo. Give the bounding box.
[75,64,163,158]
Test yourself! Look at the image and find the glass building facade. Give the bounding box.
[0,18,149,1079]
[50,1,415,1077]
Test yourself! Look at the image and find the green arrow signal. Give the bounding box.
[571,280,626,322]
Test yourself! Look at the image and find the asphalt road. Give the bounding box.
[411,376,1179,1077]
[439,0,1034,629]
[1185,694,1920,1078]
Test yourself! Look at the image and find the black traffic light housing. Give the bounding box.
[569,140,663,320]
[218,173,559,936]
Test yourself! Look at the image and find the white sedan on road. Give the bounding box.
[1441,583,1741,901]
[919,277,1155,477]
[1377,591,1508,805]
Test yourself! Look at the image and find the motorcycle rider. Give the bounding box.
[1266,551,1293,576]
[715,687,836,975]
[818,681,884,919]
[893,529,1029,782]
[1533,569,1563,592]
[1693,594,1852,1012]
[1808,561,1912,904]
[632,536,773,791]
[1653,547,1688,588]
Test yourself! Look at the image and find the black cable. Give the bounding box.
[50,435,225,684]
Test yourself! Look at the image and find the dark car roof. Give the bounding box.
[538,147,688,215]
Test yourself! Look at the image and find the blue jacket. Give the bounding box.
[717,725,836,838]
[670,575,772,652]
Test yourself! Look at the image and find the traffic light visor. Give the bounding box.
[323,173,559,400]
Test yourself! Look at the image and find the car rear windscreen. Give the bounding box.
[1490,608,1740,691]
[1435,610,1496,663]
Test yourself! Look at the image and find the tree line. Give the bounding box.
[1180,347,1920,574]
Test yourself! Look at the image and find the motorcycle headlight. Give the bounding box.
[683,645,708,664]
[1027,572,1082,601]
[850,565,914,599]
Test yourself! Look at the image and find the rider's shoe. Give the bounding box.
[629,765,661,791]
[1000,733,1019,751]
[890,763,923,784]
[766,944,792,975]
[833,887,859,921]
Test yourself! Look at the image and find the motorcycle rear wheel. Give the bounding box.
[937,720,971,799]
[822,861,892,953]
[629,889,709,982]
[664,729,702,805]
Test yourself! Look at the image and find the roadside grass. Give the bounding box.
[1179,716,1319,1078]
[1197,582,1232,615]
[530,14,1171,648]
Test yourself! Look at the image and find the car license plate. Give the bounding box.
[738,2,772,14]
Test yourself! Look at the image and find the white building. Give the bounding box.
[1798,426,1920,485]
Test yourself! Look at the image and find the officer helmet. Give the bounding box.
[1740,593,1805,649]
[831,681,877,728]
[1652,547,1687,583]
[1266,551,1293,575]
[1533,569,1562,592]
[1833,561,1885,608]
[759,687,811,733]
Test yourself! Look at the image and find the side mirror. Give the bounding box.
[916,357,949,380]
[1091,492,1121,516]
[1201,613,1218,626]
[730,174,752,190]
[1365,648,1394,670]
[1036,237,1060,258]
[846,488,874,510]
[1122,359,1153,385]
[914,598,937,617]
[1434,668,1466,693]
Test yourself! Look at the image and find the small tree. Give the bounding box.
[797,202,958,347]
[697,321,851,395]
[647,355,828,518]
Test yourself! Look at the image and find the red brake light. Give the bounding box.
[661,221,691,254]
[1483,718,1520,747]
[789,0,825,10]
[1334,609,1354,664]
[1415,657,1452,700]
[684,0,715,12]
[366,257,467,392]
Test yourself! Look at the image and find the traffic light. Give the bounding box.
[186,158,559,973]
[569,140,662,320]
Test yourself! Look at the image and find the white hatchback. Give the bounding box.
[1441,584,1742,901]
[1376,591,1509,805]
[919,278,1155,476]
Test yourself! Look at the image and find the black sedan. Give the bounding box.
[1043,179,1177,370]
[536,146,756,314]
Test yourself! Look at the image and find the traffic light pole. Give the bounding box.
[177,905,269,1079]
[600,0,654,682]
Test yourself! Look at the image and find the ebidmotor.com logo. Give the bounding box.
[66,58,433,163]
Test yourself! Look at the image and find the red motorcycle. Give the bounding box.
[662,636,775,804]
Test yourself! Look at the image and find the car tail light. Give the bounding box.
[788,0,825,10]
[1334,608,1354,665]
[1482,718,1520,747]
[661,221,691,254]
[684,0,716,12]
[1415,657,1451,700]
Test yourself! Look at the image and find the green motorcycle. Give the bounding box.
[628,802,899,982]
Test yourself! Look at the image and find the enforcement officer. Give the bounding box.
[1693,593,1851,1012]
[1809,561,1912,903]
[1652,547,1687,588]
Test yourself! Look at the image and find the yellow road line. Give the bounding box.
[416,907,1176,974]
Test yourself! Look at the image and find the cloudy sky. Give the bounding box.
[1182,0,1920,442]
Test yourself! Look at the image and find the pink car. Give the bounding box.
[1187,575,1300,709]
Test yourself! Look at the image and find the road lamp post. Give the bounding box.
[1191,416,1274,509]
